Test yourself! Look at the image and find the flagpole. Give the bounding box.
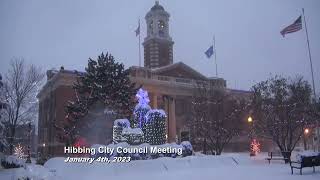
[213,35,218,77]
[302,8,316,99]
[138,19,142,67]
[303,8,319,151]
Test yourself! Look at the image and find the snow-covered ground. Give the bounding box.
[1,153,319,180]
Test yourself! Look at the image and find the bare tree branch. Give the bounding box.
[0,58,44,154]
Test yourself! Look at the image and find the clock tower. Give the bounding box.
[143,1,174,69]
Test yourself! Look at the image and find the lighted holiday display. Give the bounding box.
[133,88,151,130]
[136,88,150,107]
[112,88,167,146]
[250,139,261,156]
[74,137,88,147]
[14,144,26,159]
[122,127,144,145]
[113,119,131,143]
[144,109,167,145]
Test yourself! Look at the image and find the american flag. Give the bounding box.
[280,16,302,37]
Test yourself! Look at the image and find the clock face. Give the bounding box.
[158,20,165,29]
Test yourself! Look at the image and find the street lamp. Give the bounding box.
[25,123,32,163]
[303,128,310,150]
[247,116,255,156]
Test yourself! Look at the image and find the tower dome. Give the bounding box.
[143,1,174,69]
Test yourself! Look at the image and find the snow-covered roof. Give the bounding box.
[151,62,208,80]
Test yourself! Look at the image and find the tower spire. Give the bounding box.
[143,1,174,68]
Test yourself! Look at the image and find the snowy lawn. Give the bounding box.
[1,153,319,180]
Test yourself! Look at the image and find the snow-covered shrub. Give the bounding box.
[181,141,193,157]
[36,156,48,165]
[1,155,25,169]
[108,142,131,158]
[136,143,151,160]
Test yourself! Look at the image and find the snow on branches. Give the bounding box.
[57,52,137,144]
[250,75,317,155]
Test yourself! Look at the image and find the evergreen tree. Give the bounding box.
[133,88,151,132]
[57,53,137,144]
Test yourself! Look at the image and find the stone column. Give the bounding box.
[168,97,176,143]
[152,93,158,109]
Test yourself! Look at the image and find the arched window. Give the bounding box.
[149,21,154,34]
[158,20,165,37]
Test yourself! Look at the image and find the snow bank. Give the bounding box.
[13,164,57,180]
[1,155,25,168]
[43,155,237,179]
[9,153,319,180]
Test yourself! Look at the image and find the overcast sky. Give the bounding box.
[0,0,319,93]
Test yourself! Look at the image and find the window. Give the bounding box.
[149,21,153,34]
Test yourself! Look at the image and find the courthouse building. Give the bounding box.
[37,1,252,157]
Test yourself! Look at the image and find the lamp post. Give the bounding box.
[248,116,254,139]
[25,123,32,163]
[303,128,309,150]
[248,116,255,156]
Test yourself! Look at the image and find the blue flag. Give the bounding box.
[205,45,214,58]
[135,23,140,36]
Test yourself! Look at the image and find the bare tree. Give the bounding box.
[1,58,44,154]
[190,82,248,155]
[250,76,317,161]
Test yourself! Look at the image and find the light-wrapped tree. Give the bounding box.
[133,88,151,132]
[190,82,248,155]
[250,75,318,162]
[144,109,166,145]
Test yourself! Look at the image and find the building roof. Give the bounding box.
[151,62,208,80]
